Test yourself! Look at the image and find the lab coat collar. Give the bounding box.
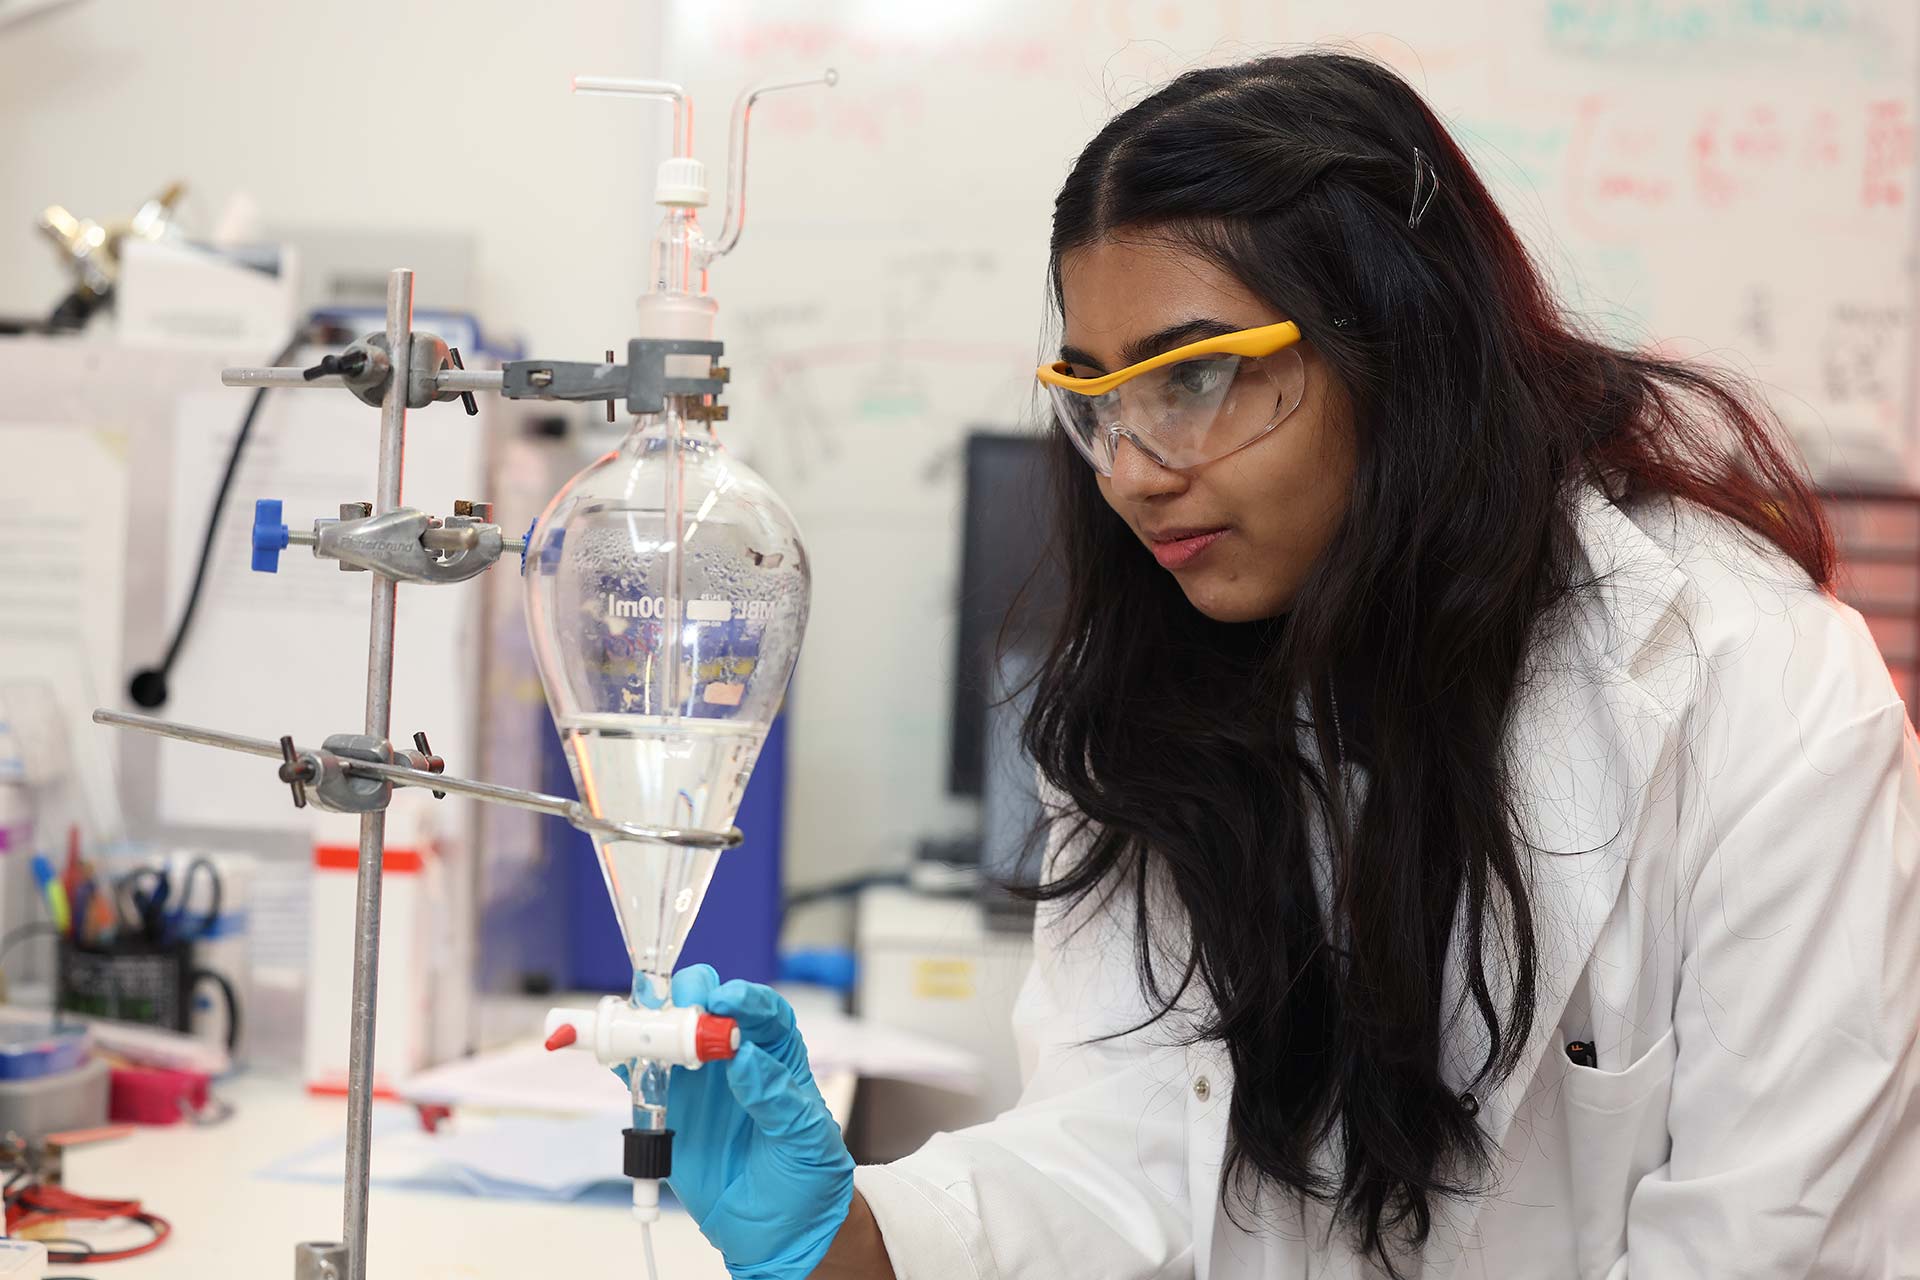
[1187,486,1695,1278]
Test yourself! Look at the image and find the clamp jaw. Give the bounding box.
[501,338,729,420]
[315,505,505,584]
[253,498,517,583]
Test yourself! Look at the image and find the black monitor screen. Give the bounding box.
[949,431,1066,797]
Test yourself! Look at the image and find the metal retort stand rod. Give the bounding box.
[93,266,741,1280]
[337,266,413,1277]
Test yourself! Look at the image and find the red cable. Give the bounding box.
[7,1182,171,1262]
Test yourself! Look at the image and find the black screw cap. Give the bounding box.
[623,1128,674,1180]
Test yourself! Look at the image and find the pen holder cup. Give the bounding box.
[57,938,235,1046]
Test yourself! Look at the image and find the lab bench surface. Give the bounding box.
[57,1071,728,1279]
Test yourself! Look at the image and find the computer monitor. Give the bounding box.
[948,431,1066,799]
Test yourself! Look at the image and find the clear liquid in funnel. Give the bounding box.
[562,713,766,979]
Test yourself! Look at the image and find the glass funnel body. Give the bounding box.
[524,411,809,991]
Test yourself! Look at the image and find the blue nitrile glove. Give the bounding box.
[664,964,855,1280]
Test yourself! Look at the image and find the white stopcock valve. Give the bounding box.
[543,997,740,1069]
[544,997,741,1225]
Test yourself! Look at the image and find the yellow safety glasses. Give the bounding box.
[1036,320,1307,474]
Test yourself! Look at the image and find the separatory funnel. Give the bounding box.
[525,397,810,991]
[525,69,833,1239]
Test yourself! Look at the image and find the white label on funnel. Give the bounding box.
[687,598,732,622]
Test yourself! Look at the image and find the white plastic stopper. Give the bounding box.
[655,157,710,208]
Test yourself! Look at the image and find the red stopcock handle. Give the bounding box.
[695,1013,740,1063]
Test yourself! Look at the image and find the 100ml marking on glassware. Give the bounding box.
[604,593,772,623]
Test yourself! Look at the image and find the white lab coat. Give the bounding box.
[855,489,1920,1278]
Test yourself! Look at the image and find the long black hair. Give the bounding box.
[1022,52,1832,1271]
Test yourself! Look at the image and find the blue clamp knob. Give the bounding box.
[252,498,290,572]
[519,519,566,576]
[518,518,538,575]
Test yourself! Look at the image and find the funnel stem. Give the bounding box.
[632,1057,670,1128]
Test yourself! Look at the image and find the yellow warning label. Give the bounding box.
[912,959,975,1000]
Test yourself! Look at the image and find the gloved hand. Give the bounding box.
[663,964,855,1280]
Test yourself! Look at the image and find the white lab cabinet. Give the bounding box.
[853,884,1032,1161]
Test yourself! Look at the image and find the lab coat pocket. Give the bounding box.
[1562,1027,1676,1279]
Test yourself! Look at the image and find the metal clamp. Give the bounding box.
[314,331,479,412]
[308,734,394,814]
[294,1241,348,1280]
[223,334,726,420]
[94,709,746,850]
[500,337,727,416]
[273,726,441,810]
[311,506,506,584]
[271,734,398,814]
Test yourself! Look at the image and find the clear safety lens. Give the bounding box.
[1047,347,1307,475]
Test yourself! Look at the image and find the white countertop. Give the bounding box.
[57,1071,730,1279]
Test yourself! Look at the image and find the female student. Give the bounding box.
[660,52,1919,1279]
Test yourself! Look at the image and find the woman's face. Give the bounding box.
[1056,235,1355,622]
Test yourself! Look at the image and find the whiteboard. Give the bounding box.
[656,0,1920,889]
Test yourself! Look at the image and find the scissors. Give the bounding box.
[161,858,223,944]
[118,858,223,945]
[116,867,169,944]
